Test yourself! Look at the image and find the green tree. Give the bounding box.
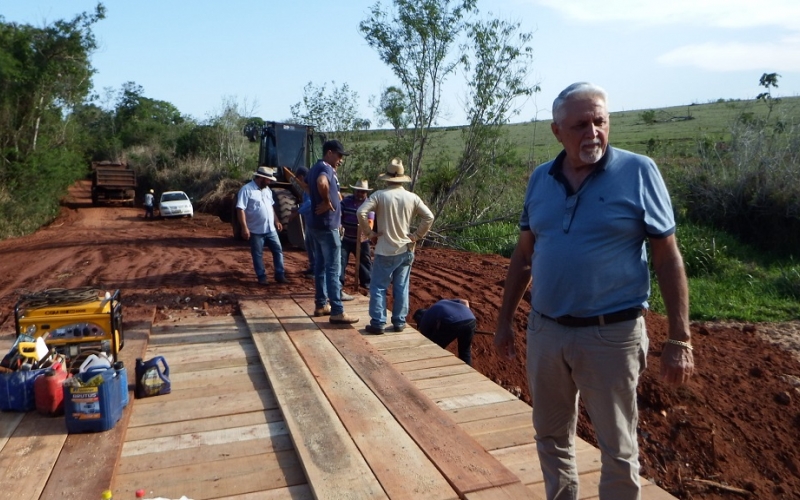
[756,72,780,121]
[431,17,537,220]
[290,81,364,139]
[360,0,478,188]
[377,85,411,135]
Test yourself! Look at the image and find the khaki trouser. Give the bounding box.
[526,311,648,500]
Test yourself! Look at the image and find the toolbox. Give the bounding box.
[14,288,124,368]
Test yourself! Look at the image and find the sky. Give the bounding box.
[3,0,800,127]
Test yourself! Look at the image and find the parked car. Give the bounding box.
[159,191,193,218]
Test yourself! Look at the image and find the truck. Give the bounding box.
[232,122,323,249]
[91,161,137,206]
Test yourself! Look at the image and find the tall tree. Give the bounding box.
[360,0,478,189]
[377,85,411,136]
[290,81,363,140]
[0,4,105,158]
[431,17,537,219]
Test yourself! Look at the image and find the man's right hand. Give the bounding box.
[493,324,517,360]
[315,200,334,215]
[241,228,250,241]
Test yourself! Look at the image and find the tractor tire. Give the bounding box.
[272,188,297,226]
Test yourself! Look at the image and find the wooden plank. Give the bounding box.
[412,371,489,390]
[446,399,532,425]
[368,336,438,352]
[114,450,308,500]
[240,301,388,499]
[493,441,599,485]
[147,340,257,365]
[167,362,263,384]
[128,388,277,427]
[0,413,67,500]
[132,372,272,405]
[403,362,475,382]
[122,421,288,457]
[40,319,153,500]
[317,311,524,496]
[171,354,261,373]
[151,314,240,328]
[147,328,250,346]
[461,411,533,437]
[421,380,503,401]
[381,343,456,364]
[434,390,518,411]
[117,434,295,475]
[392,355,466,373]
[466,482,545,500]
[0,412,24,453]
[125,409,283,441]
[473,426,536,451]
[268,298,458,500]
[215,484,314,500]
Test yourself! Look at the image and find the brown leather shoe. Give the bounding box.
[330,313,359,324]
[314,304,331,317]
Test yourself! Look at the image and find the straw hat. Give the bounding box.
[253,166,277,181]
[378,158,411,183]
[349,179,372,191]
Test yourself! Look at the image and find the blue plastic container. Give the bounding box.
[64,367,123,433]
[115,361,129,407]
[135,356,171,399]
[0,367,48,412]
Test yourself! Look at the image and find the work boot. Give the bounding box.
[257,277,268,286]
[330,313,359,324]
[314,304,331,317]
[393,324,406,332]
[275,275,289,284]
[364,324,385,335]
[341,292,355,301]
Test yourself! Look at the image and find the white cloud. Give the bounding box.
[533,0,800,30]
[658,39,800,71]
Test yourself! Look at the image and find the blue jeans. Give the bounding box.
[302,215,315,270]
[311,227,344,315]
[340,239,372,287]
[368,251,414,329]
[249,231,285,281]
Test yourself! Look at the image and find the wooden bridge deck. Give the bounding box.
[0,294,675,499]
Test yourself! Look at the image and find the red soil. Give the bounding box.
[0,181,797,498]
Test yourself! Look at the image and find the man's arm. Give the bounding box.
[357,197,377,237]
[236,208,250,240]
[649,234,694,385]
[493,230,534,359]
[315,175,334,215]
[410,199,434,241]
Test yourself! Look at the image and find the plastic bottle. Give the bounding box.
[135,489,145,498]
[80,353,112,373]
[101,490,112,500]
[135,356,171,398]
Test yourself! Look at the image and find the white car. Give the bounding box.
[159,191,193,218]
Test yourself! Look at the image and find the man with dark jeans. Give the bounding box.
[413,299,476,365]
[340,179,374,292]
[236,167,287,286]
[307,140,359,324]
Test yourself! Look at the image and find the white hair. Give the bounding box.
[552,82,609,124]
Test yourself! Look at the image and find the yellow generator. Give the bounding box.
[14,288,124,367]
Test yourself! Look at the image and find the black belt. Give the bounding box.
[542,307,643,327]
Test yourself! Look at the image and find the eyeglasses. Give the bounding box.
[563,196,578,233]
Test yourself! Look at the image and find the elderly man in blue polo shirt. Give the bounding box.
[494,82,695,500]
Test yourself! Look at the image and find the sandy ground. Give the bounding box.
[0,181,798,499]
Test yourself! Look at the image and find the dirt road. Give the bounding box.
[0,181,798,499]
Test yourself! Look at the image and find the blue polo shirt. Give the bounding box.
[521,146,675,318]
[308,159,341,231]
[418,300,476,335]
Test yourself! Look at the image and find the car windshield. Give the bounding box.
[161,192,189,202]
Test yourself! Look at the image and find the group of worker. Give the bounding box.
[234,82,696,500]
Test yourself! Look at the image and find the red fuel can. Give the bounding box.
[34,367,69,416]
